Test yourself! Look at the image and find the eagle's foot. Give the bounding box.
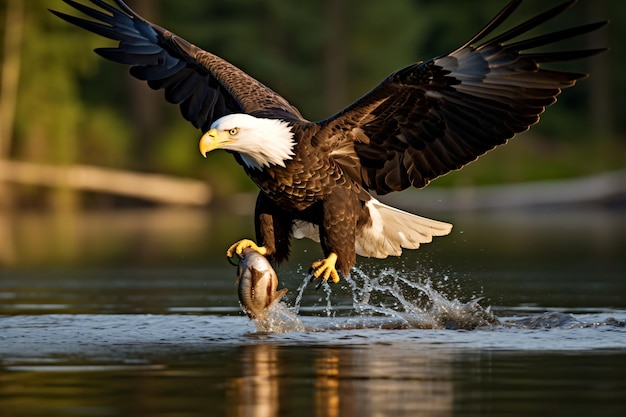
[227,239,268,259]
[310,253,340,284]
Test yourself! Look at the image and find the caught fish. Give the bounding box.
[236,248,288,320]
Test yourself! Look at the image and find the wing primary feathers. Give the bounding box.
[478,1,578,48]
[456,0,523,50]
[50,10,134,42]
[129,61,186,80]
[51,0,305,132]
[325,0,606,194]
[109,0,137,17]
[504,21,608,52]
[58,0,120,26]
[523,48,608,65]
[89,0,131,17]
[51,0,148,43]
[95,48,164,66]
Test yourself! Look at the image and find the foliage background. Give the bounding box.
[0,0,623,208]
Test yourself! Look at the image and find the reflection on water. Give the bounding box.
[1,339,462,417]
[1,322,624,417]
[228,344,281,417]
[1,207,625,416]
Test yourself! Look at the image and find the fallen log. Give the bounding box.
[0,159,211,206]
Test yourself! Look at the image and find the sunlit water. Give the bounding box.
[1,208,625,416]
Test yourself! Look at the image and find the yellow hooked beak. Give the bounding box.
[199,128,229,157]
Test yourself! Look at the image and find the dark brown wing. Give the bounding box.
[321,0,606,194]
[50,0,305,132]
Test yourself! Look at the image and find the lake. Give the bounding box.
[1,206,625,416]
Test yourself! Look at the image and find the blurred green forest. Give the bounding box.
[0,0,623,208]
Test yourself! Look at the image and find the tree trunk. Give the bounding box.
[0,0,24,209]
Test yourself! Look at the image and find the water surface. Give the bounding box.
[1,208,625,417]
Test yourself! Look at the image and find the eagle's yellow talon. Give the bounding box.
[310,253,340,283]
[227,239,267,258]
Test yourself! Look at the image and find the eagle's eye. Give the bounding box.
[228,128,239,136]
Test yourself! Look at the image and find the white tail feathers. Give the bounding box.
[355,199,452,258]
[291,198,452,259]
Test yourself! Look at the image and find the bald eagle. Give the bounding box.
[53,1,605,283]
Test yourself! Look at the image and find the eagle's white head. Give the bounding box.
[199,113,295,170]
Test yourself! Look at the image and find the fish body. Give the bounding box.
[236,248,288,320]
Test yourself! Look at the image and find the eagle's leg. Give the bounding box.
[311,187,358,284]
[227,193,292,262]
[310,253,340,283]
[226,196,270,259]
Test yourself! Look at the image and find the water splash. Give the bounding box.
[248,262,626,334]
[257,266,498,332]
[505,311,626,329]
[343,267,499,330]
[252,302,306,333]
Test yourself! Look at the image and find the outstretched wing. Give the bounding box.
[51,0,305,132]
[322,0,606,194]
